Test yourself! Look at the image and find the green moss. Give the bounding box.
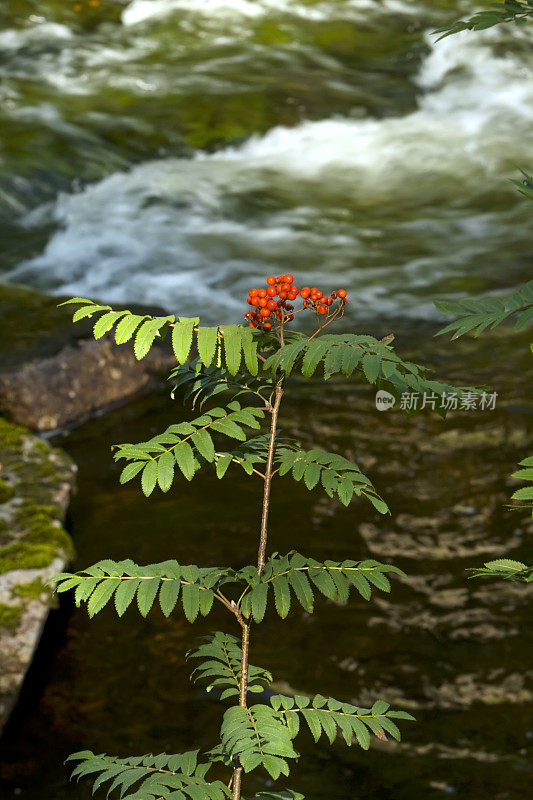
[0,421,75,571]
[0,602,22,630]
[0,540,61,573]
[16,502,57,520]
[0,418,25,455]
[12,578,46,600]
[0,479,15,504]
[0,282,92,370]
[13,504,74,559]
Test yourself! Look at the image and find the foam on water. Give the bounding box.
[8,27,533,321]
[122,0,419,27]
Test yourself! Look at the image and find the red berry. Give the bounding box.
[342,298,348,305]
[252,297,261,307]
[258,298,267,308]
[300,289,310,300]
[279,291,287,299]
[258,288,267,298]
[337,289,347,299]
[284,274,293,284]
[266,276,276,286]
[324,297,332,306]
[263,322,272,329]
[267,286,277,297]
[317,304,328,315]
[267,299,277,310]
[260,308,270,318]
[247,297,254,305]
[250,288,259,297]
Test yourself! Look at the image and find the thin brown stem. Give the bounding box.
[232,378,284,800]
[307,303,345,342]
[231,621,249,800]
[232,767,243,800]
[257,380,284,575]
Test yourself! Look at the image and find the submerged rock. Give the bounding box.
[0,417,76,733]
[0,282,175,432]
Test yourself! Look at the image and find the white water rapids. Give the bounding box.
[2,0,532,322]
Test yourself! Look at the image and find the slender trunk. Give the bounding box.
[232,380,284,800]
[257,381,284,576]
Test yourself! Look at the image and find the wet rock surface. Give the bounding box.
[0,283,175,431]
[0,418,76,733]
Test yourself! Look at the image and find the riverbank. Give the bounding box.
[0,418,76,733]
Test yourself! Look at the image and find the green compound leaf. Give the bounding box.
[197,326,220,367]
[235,552,404,620]
[172,317,199,364]
[468,558,533,583]
[119,461,145,485]
[67,750,230,800]
[269,693,415,750]
[136,577,160,617]
[114,578,140,617]
[141,461,158,497]
[433,1,533,40]
[217,704,298,780]
[275,445,388,514]
[112,403,266,494]
[134,315,174,360]
[251,583,269,623]
[266,333,480,417]
[435,280,533,340]
[49,560,228,623]
[272,576,291,618]
[182,584,200,623]
[72,303,111,323]
[115,313,148,344]
[157,451,175,493]
[222,324,243,375]
[187,631,272,698]
[93,310,129,339]
[174,441,196,481]
[159,578,181,617]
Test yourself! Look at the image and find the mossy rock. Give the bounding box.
[0,283,91,372]
[12,578,46,601]
[0,418,75,574]
[0,416,76,731]
[0,603,22,631]
[0,282,177,432]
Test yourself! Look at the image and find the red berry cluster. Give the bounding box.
[244,275,348,330]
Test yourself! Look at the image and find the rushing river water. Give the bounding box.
[1,0,533,319]
[0,1,532,799]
